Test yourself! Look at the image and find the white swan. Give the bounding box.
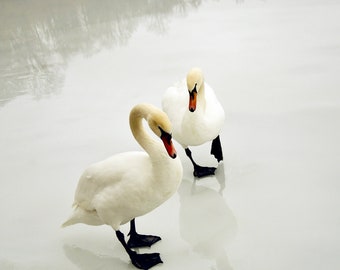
[162,67,225,177]
[62,103,183,270]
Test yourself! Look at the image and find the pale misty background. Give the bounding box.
[0,0,339,270]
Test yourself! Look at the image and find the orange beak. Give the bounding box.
[189,90,197,112]
[161,133,177,159]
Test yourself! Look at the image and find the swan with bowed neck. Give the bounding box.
[162,68,225,178]
[62,103,183,269]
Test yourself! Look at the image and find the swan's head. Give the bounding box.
[186,67,204,112]
[148,110,177,159]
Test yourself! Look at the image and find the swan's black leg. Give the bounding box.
[127,219,161,248]
[185,148,216,178]
[116,230,163,270]
[211,135,223,162]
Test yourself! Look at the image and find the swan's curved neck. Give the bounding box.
[129,105,162,159]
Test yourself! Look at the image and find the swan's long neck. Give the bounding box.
[129,104,181,197]
[129,104,162,159]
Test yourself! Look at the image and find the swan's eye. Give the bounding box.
[159,127,172,144]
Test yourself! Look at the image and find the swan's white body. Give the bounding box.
[162,73,225,148]
[63,104,183,231]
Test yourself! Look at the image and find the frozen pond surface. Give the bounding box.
[1,0,340,269]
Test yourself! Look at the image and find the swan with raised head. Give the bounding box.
[62,103,183,270]
[162,67,225,178]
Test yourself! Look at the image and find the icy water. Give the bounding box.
[1,0,340,269]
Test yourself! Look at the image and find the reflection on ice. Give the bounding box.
[216,162,227,195]
[63,244,127,270]
[178,172,237,270]
[0,0,203,106]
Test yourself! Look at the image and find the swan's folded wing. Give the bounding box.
[73,152,150,210]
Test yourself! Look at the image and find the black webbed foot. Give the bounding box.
[193,165,216,178]
[185,147,217,178]
[128,233,161,248]
[130,251,163,270]
[116,228,162,270]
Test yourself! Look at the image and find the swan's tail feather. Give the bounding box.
[61,206,103,228]
[62,218,77,228]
